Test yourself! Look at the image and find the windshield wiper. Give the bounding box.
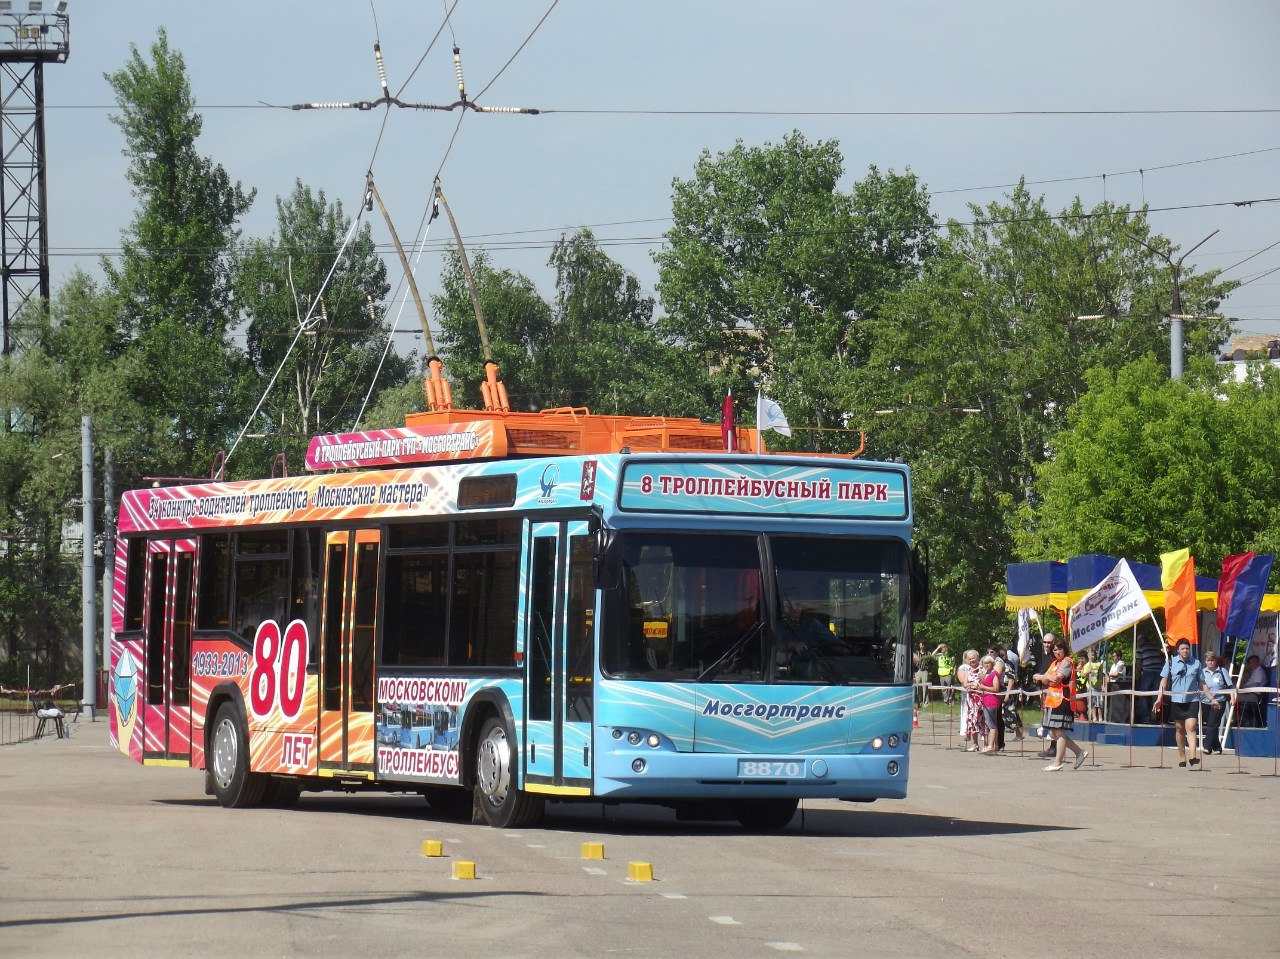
[696,621,764,683]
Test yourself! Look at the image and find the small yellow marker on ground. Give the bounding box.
[627,861,654,882]
[452,861,477,880]
[581,842,605,860]
[421,839,444,858]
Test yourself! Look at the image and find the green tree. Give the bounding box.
[104,28,255,481]
[433,248,554,412]
[1019,356,1280,569]
[234,180,399,476]
[856,188,1235,646]
[433,232,708,417]
[655,132,936,444]
[357,375,428,430]
[545,229,706,416]
[0,274,143,683]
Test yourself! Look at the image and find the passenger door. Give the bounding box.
[318,529,380,776]
[142,538,196,763]
[523,520,594,794]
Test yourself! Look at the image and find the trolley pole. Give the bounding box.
[81,414,96,719]
[100,445,114,720]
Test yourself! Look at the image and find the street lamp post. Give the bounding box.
[1130,229,1218,381]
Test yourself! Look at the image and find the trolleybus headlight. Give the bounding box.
[887,761,900,776]
[631,758,646,773]
[887,734,899,748]
[627,731,642,745]
[871,737,884,750]
[612,729,623,739]
[647,734,660,748]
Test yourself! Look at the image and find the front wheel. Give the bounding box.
[209,701,267,808]
[734,798,798,831]
[473,716,544,828]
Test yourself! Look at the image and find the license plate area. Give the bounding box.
[736,759,805,779]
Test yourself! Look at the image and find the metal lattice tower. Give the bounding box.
[0,2,68,357]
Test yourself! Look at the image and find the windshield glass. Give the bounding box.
[602,533,763,682]
[771,535,910,685]
[601,532,910,685]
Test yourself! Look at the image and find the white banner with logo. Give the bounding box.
[1068,558,1153,651]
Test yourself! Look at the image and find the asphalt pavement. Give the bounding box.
[0,716,1275,959]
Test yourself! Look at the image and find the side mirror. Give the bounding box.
[910,541,930,622]
[594,527,621,590]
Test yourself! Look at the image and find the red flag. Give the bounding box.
[1217,552,1255,633]
[721,390,736,451]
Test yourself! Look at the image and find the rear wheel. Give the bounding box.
[473,716,544,828]
[209,701,267,808]
[734,798,798,831]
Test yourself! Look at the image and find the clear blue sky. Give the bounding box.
[39,1,1280,354]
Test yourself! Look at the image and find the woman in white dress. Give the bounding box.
[956,648,987,750]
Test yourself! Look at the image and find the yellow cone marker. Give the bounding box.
[452,861,476,880]
[421,839,444,858]
[627,861,654,882]
[581,842,605,860]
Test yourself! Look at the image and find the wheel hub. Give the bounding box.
[212,717,237,790]
[476,727,511,807]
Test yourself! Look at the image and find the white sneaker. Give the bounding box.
[1042,763,1064,772]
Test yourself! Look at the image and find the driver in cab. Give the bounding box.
[776,599,842,679]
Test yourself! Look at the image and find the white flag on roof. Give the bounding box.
[756,393,791,436]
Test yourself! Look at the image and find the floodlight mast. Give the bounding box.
[0,0,68,357]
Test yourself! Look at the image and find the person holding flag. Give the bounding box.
[1155,638,1214,767]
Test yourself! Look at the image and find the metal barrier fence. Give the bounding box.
[910,682,1280,770]
[0,684,78,746]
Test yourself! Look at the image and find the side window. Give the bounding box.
[291,529,323,664]
[196,534,231,631]
[122,538,147,632]
[450,550,518,667]
[381,519,520,669]
[383,552,449,666]
[231,530,290,640]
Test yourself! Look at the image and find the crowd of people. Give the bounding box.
[912,630,1274,764]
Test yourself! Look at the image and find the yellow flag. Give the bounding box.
[1160,548,1190,590]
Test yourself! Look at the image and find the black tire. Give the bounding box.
[208,701,267,808]
[734,797,799,831]
[473,715,544,828]
[263,778,301,809]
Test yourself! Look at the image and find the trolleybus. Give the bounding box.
[109,403,927,829]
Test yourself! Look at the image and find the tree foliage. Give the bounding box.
[1019,356,1280,570]
[853,189,1236,646]
[0,274,143,683]
[656,132,936,447]
[435,230,705,416]
[103,28,255,480]
[234,180,399,476]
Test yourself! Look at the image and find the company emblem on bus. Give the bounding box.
[579,459,598,500]
[538,463,560,503]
